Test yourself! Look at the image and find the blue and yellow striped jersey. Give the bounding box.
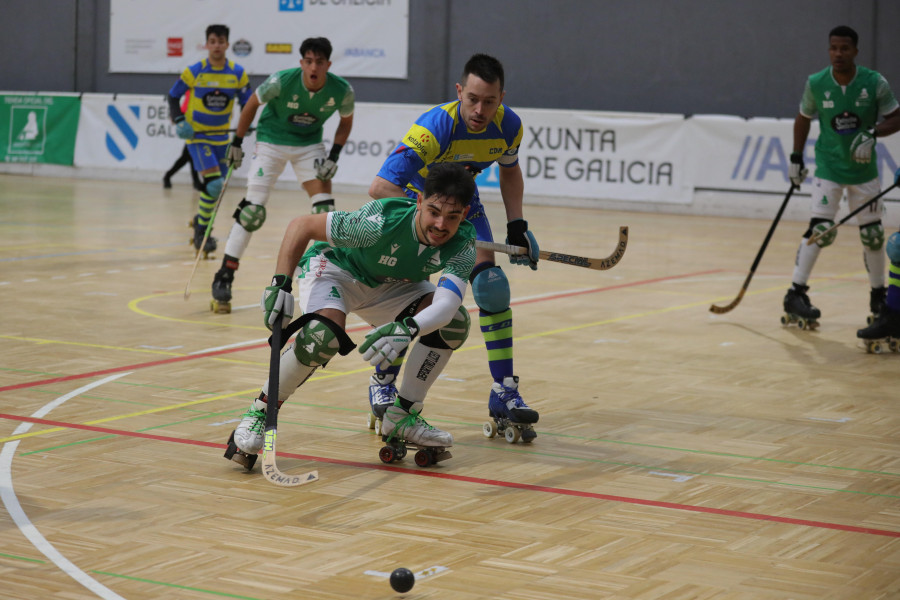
[168,59,252,145]
[377,100,523,196]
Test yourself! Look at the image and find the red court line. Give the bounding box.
[0,269,724,394]
[2,412,897,539]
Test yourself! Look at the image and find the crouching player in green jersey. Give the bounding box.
[785,25,900,328]
[225,163,476,468]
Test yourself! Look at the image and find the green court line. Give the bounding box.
[0,551,46,564]
[91,571,262,600]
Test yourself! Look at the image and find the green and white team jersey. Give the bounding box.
[800,65,899,184]
[299,198,476,288]
[254,68,354,146]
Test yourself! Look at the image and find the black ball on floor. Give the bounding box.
[390,567,415,593]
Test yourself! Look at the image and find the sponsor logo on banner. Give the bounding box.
[167,38,183,57]
[279,0,304,10]
[232,39,252,57]
[523,125,674,186]
[345,48,386,58]
[105,105,140,161]
[266,43,292,54]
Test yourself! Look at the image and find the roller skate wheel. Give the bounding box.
[505,426,521,444]
[867,314,875,325]
[483,421,497,438]
[365,412,376,430]
[796,317,807,330]
[867,340,883,354]
[890,339,899,353]
[374,418,383,436]
[780,314,789,326]
[396,445,407,460]
[414,449,432,467]
[521,428,537,443]
[379,445,396,464]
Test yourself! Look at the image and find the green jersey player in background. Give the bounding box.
[225,163,477,469]
[212,37,355,313]
[785,25,900,327]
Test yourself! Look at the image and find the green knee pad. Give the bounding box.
[420,306,471,350]
[859,222,884,251]
[812,221,837,247]
[233,198,266,232]
[287,313,356,367]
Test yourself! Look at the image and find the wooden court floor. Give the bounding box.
[0,173,898,600]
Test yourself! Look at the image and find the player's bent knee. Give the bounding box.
[806,218,836,248]
[420,306,471,350]
[887,231,900,264]
[311,193,335,214]
[859,221,884,251]
[289,313,356,367]
[233,198,267,232]
[204,177,223,200]
[471,265,510,313]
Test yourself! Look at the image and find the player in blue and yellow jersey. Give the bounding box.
[785,25,900,330]
[167,24,252,257]
[368,54,541,443]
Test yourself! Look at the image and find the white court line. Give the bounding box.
[0,373,132,600]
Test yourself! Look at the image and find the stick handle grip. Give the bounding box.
[474,240,526,255]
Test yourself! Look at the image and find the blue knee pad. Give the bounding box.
[888,231,900,264]
[204,176,224,199]
[472,265,510,313]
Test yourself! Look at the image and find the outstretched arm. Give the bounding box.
[275,213,329,275]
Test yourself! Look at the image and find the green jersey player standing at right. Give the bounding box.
[785,25,900,326]
[212,37,355,313]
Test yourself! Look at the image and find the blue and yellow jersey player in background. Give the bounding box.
[168,24,252,257]
[368,54,542,443]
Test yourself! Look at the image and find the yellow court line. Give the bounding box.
[3,271,866,443]
[128,290,267,331]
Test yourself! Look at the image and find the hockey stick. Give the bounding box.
[710,183,796,314]
[476,226,628,271]
[806,182,898,246]
[183,164,235,300]
[261,321,319,487]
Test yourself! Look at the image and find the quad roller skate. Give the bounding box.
[210,261,237,314]
[189,214,217,259]
[483,376,538,444]
[223,398,267,471]
[866,286,887,326]
[781,284,820,330]
[377,400,452,467]
[365,373,397,435]
[856,308,900,354]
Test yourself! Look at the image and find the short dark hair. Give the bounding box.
[829,25,858,47]
[461,53,505,91]
[300,37,333,60]
[206,25,230,41]
[424,163,476,207]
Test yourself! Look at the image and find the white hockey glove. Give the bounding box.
[261,274,294,331]
[359,317,419,370]
[314,158,338,181]
[227,136,244,169]
[789,152,808,187]
[849,129,875,163]
[174,116,194,140]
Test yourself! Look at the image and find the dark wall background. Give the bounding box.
[2,0,898,118]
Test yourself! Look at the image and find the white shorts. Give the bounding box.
[248,141,326,188]
[297,251,435,327]
[810,177,884,226]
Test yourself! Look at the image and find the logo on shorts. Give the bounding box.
[328,286,341,298]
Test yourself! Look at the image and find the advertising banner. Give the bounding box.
[688,115,900,200]
[0,94,81,165]
[109,0,409,79]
